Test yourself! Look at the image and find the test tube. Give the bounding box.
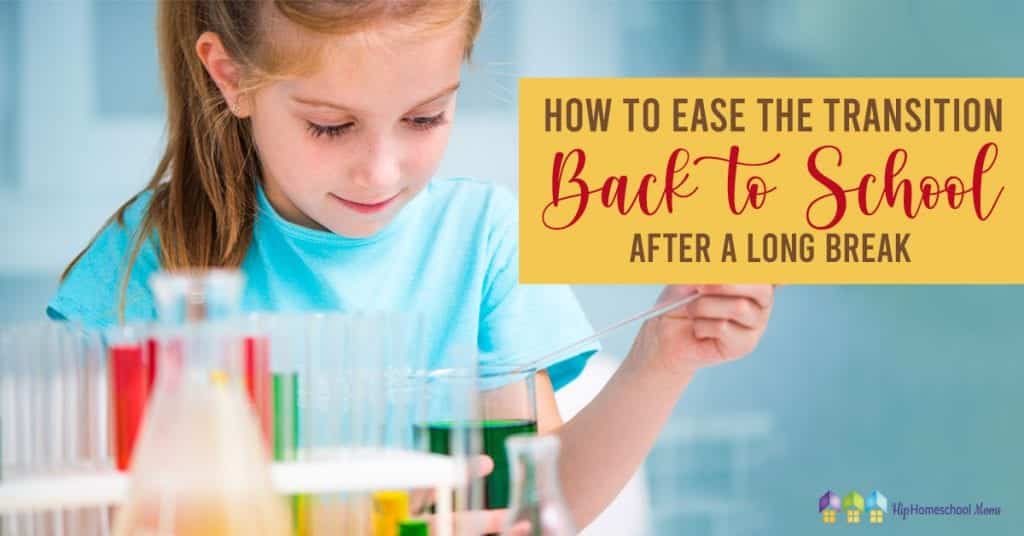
[0,327,16,534]
[143,334,159,394]
[53,323,80,534]
[242,321,273,451]
[9,324,40,533]
[257,313,301,462]
[0,327,16,481]
[382,313,428,451]
[301,312,418,536]
[266,314,304,535]
[300,312,348,536]
[374,314,426,536]
[0,322,106,533]
[416,352,485,535]
[107,325,151,472]
[303,312,341,453]
[347,313,387,451]
[60,324,84,471]
[78,324,114,534]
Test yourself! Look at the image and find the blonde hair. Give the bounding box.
[62,0,483,321]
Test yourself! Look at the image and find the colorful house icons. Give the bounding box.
[867,490,888,524]
[842,491,865,524]
[819,490,841,524]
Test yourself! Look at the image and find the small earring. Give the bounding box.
[229,100,240,115]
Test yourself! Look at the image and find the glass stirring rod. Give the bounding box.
[517,290,702,372]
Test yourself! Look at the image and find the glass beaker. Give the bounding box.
[476,366,538,511]
[417,363,539,535]
[501,435,576,536]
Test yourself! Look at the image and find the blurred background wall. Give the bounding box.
[1,1,1022,534]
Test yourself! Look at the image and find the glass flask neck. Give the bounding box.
[150,270,244,325]
[148,270,246,388]
[511,437,560,502]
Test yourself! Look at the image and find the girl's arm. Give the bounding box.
[536,284,775,527]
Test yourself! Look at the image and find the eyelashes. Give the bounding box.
[306,122,352,139]
[306,111,448,139]
[405,111,448,131]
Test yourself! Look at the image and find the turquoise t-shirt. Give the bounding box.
[47,178,598,389]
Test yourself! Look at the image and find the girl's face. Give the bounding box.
[248,26,465,237]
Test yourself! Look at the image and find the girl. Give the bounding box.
[49,0,774,531]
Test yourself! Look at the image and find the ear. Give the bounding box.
[195,31,250,117]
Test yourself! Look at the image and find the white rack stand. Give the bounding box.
[0,449,465,536]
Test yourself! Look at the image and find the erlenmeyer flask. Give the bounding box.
[501,435,576,536]
[112,270,289,536]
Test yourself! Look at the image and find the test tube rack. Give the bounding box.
[0,448,465,536]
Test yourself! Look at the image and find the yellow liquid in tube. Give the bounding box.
[113,373,290,535]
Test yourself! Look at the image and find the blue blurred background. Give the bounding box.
[1,1,1021,534]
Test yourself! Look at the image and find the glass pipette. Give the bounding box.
[517,290,702,373]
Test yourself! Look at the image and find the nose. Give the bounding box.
[348,134,402,192]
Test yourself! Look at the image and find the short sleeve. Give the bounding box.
[477,187,599,391]
[47,192,160,329]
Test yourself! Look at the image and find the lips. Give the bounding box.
[330,192,401,214]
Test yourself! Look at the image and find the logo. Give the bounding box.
[819,490,887,525]
[819,490,1003,524]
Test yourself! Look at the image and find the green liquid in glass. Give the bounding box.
[272,372,303,534]
[272,372,299,461]
[423,419,538,510]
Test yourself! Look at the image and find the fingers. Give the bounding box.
[656,284,700,303]
[408,488,435,514]
[692,317,737,340]
[684,295,764,329]
[470,455,494,479]
[661,285,773,329]
[691,317,759,356]
[417,508,512,535]
[660,284,774,315]
[410,456,493,514]
[697,284,775,309]
[469,508,511,534]
[506,520,533,536]
[685,285,774,357]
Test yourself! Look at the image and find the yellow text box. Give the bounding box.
[518,78,1024,284]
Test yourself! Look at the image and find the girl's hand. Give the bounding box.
[638,284,775,377]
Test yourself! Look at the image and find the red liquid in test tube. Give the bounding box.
[110,343,150,471]
[243,335,273,450]
[145,337,184,394]
[145,337,159,393]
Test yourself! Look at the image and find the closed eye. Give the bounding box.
[306,121,354,139]
[403,111,447,131]
[306,111,448,140]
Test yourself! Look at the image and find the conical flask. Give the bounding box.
[112,270,290,536]
[501,435,577,536]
